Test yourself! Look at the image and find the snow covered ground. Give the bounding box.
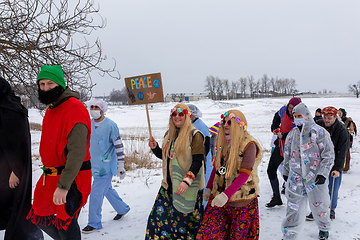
[2,96,360,239]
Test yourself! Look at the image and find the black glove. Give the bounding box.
[283,175,288,182]
[315,175,326,185]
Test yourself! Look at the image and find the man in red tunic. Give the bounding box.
[27,65,92,240]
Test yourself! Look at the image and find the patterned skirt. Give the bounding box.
[145,186,204,240]
[196,197,259,240]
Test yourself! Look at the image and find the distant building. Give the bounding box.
[165,93,208,102]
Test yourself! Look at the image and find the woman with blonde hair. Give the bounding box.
[145,103,205,239]
[196,110,262,240]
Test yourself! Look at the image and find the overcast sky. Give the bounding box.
[89,0,360,96]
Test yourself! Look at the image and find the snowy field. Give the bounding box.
[2,96,360,240]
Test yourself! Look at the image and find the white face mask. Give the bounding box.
[90,110,101,119]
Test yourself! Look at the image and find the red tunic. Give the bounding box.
[28,97,91,230]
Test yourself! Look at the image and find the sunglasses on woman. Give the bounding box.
[222,119,231,125]
[172,111,185,117]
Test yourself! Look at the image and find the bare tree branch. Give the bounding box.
[0,0,120,106]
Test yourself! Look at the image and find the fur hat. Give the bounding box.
[37,65,66,89]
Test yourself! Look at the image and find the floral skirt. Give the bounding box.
[196,197,259,240]
[145,186,204,240]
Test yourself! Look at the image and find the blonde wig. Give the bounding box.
[213,109,248,178]
[163,103,195,159]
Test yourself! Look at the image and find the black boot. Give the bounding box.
[281,182,286,194]
[266,194,283,208]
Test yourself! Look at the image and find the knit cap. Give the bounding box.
[209,122,220,135]
[315,108,322,114]
[288,97,301,107]
[37,65,66,89]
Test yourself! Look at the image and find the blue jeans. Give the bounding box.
[88,173,130,229]
[328,173,342,210]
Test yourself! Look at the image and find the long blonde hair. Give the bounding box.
[163,103,195,159]
[213,109,248,178]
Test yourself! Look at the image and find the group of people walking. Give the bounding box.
[265,97,354,240]
[1,65,129,240]
[0,65,356,240]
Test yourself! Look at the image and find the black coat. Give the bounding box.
[317,118,349,173]
[0,77,32,240]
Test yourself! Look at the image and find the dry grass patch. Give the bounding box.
[124,149,161,171]
[30,122,42,131]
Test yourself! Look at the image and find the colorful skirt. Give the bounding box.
[196,197,259,240]
[145,186,204,240]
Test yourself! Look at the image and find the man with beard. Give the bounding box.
[27,65,92,240]
[266,97,301,208]
[306,106,349,221]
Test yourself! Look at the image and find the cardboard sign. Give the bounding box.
[124,73,164,105]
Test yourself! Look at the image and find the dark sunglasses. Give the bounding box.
[172,111,185,117]
[222,119,231,125]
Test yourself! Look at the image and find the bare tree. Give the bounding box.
[269,77,275,93]
[261,74,270,93]
[247,75,255,98]
[348,82,360,98]
[275,78,283,94]
[255,79,261,97]
[204,75,216,100]
[223,79,230,100]
[0,0,120,106]
[231,81,239,99]
[288,78,297,95]
[109,87,127,104]
[239,77,247,98]
[215,77,224,100]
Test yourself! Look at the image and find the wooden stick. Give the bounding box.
[145,104,152,138]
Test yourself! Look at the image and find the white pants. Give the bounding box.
[282,179,331,239]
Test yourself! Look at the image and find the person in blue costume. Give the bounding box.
[187,104,211,207]
[82,99,130,234]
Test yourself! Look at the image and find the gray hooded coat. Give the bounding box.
[282,103,334,239]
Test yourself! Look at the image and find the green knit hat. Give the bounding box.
[37,65,66,89]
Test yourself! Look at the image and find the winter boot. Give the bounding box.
[319,230,329,240]
[330,209,335,220]
[266,194,283,208]
[82,225,97,234]
[306,212,315,221]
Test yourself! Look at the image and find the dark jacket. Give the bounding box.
[317,119,349,173]
[0,77,32,240]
